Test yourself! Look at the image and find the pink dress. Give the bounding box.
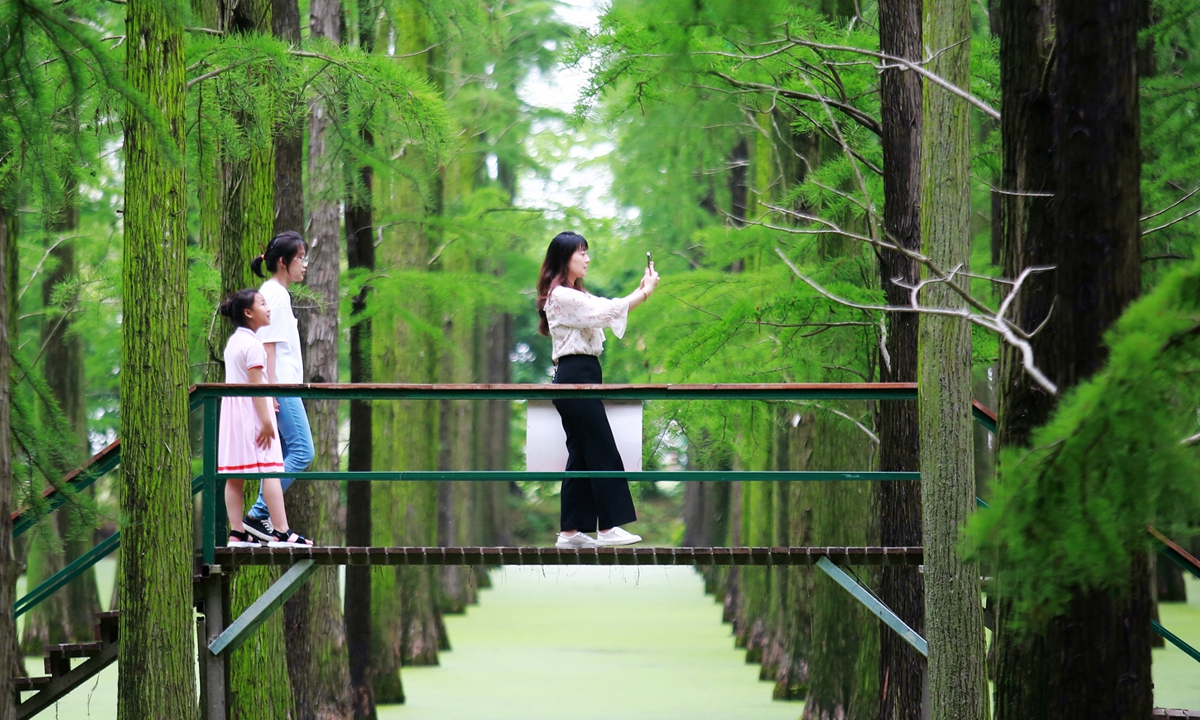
[218,327,285,474]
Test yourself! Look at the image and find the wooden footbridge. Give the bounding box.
[7,383,1196,719]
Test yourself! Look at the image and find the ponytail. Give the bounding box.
[252,230,306,279]
[218,288,260,328]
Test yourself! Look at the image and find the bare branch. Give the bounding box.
[754,204,1008,329]
[879,316,891,374]
[1141,204,1200,237]
[680,35,1000,119]
[797,401,880,444]
[974,175,1054,198]
[707,71,883,136]
[774,247,1058,394]
[1142,186,1200,222]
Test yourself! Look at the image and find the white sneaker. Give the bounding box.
[596,527,642,546]
[556,532,599,549]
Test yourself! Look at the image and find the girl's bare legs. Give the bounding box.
[260,478,290,532]
[224,479,245,541]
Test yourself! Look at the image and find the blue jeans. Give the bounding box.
[247,396,313,521]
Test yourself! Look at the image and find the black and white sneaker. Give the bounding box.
[242,514,275,543]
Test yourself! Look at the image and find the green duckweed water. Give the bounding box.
[384,567,801,720]
[15,558,1200,717]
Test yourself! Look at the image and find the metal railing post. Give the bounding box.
[203,395,219,566]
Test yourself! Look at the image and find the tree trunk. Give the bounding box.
[282,2,353,717]
[1025,1,1149,717]
[877,1,925,718]
[0,161,18,720]
[918,0,987,717]
[771,414,813,701]
[345,10,377,715]
[473,310,512,547]
[272,0,304,236]
[44,181,102,640]
[369,8,445,692]
[1156,557,1186,603]
[802,409,880,720]
[219,0,275,299]
[990,0,1059,708]
[217,5,299,717]
[118,3,195,717]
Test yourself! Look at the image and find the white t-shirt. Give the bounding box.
[544,285,629,362]
[256,278,304,383]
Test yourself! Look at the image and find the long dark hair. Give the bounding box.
[536,231,588,336]
[251,230,306,279]
[218,288,260,329]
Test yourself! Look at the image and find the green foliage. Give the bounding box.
[1140,0,1200,275]
[965,255,1200,625]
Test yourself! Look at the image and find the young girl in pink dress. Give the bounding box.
[218,289,311,548]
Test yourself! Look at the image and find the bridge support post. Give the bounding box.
[201,566,227,720]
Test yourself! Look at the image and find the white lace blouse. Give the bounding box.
[544,285,630,362]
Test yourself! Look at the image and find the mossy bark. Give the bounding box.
[215,6,297,718]
[918,0,988,717]
[769,413,813,701]
[272,0,304,236]
[802,408,880,720]
[18,527,67,653]
[118,3,196,717]
[45,182,101,641]
[280,2,353,716]
[0,149,17,720]
[367,7,446,697]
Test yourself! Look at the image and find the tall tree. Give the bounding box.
[118,1,195,717]
[344,3,378,717]
[282,0,354,717]
[0,135,17,720]
[876,1,925,718]
[217,4,297,719]
[804,410,880,720]
[994,0,1149,717]
[345,1,378,715]
[23,177,102,651]
[918,0,988,717]
[990,0,1058,713]
[44,189,102,638]
[272,0,305,235]
[369,4,445,695]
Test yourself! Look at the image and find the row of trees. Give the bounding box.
[577,0,1200,718]
[0,0,570,718]
[2,0,1200,718]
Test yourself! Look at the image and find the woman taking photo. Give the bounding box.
[536,231,660,549]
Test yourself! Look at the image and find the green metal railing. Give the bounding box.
[12,381,977,621]
[14,382,1200,674]
[190,382,933,565]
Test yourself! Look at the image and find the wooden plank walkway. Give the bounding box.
[211,545,923,567]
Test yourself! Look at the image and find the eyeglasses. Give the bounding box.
[297,257,309,266]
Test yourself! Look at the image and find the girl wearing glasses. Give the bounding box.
[241,230,315,547]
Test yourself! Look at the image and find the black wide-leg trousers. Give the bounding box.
[552,354,637,532]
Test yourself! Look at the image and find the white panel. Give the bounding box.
[526,400,643,473]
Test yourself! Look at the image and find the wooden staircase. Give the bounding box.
[13,611,120,720]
